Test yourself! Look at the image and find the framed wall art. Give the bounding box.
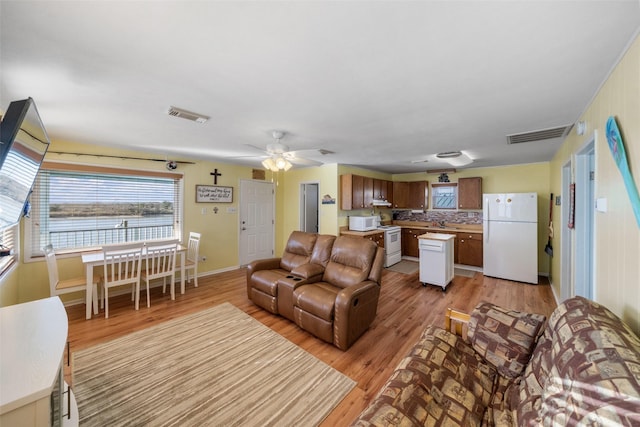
[196,185,233,203]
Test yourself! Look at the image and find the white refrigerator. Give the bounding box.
[483,193,538,284]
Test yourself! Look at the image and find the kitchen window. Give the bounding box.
[431,184,457,209]
[25,162,183,260]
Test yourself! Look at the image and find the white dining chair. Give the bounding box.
[44,244,100,315]
[182,232,201,288]
[101,242,144,318]
[141,239,179,303]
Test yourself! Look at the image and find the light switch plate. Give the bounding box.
[596,198,607,212]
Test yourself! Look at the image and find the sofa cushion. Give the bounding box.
[353,325,497,426]
[250,269,289,296]
[294,282,340,321]
[280,231,317,271]
[323,237,377,288]
[467,302,546,378]
[539,296,640,425]
[510,336,552,425]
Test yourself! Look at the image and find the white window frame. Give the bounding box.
[431,183,458,210]
[24,162,184,262]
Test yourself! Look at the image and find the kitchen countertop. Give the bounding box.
[340,228,386,237]
[339,221,482,236]
[392,220,482,234]
[418,232,456,241]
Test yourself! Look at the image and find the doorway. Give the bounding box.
[560,160,573,301]
[574,134,596,300]
[239,179,275,266]
[300,182,319,233]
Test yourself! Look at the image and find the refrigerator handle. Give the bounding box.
[485,197,490,244]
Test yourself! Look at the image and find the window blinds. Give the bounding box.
[30,163,183,254]
[0,223,18,275]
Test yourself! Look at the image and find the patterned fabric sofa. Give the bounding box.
[353,296,640,426]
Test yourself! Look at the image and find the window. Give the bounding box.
[431,184,457,209]
[0,223,18,275]
[27,162,183,258]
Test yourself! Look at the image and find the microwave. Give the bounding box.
[349,216,379,231]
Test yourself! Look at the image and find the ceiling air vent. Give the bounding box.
[506,124,573,145]
[167,106,210,123]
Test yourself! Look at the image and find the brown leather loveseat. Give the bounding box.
[247,232,384,350]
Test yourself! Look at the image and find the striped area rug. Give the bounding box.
[73,303,356,426]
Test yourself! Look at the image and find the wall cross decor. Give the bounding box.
[210,168,222,185]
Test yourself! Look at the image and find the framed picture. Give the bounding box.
[196,185,233,203]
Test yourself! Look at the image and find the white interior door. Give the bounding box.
[239,180,274,266]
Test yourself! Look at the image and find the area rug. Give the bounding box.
[386,260,419,274]
[73,303,356,426]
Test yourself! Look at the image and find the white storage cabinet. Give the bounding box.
[418,233,455,290]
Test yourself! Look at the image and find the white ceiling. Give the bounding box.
[1,1,639,174]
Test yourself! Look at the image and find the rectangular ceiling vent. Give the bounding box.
[506,124,573,144]
[167,106,209,123]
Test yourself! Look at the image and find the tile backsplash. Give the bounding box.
[393,210,482,225]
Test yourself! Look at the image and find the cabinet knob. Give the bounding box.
[461,239,465,243]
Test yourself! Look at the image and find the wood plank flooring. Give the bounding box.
[64,264,557,426]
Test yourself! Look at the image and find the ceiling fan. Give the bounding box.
[246,131,333,171]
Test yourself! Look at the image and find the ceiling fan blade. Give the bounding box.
[244,143,269,154]
[287,157,323,166]
[286,148,334,157]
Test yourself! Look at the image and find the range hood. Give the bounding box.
[372,199,392,207]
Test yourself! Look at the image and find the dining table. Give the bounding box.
[81,244,187,319]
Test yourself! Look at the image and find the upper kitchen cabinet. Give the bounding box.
[458,177,482,210]
[392,181,409,208]
[373,179,393,204]
[408,181,429,210]
[392,181,428,210]
[341,174,365,210]
[341,174,393,210]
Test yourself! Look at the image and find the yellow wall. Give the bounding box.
[550,34,640,332]
[1,139,258,306]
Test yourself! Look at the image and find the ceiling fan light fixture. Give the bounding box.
[262,158,278,171]
[262,155,292,172]
[275,156,288,169]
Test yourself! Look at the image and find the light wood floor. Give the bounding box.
[64,265,557,426]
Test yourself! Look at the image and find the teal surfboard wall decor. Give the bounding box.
[606,116,640,227]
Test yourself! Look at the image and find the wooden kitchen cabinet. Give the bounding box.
[458,177,482,210]
[392,182,409,208]
[373,179,392,203]
[367,232,385,248]
[408,181,429,210]
[401,228,421,258]
[363,176,374,208]
[392,181,428,209]
[457,232,483,266]
[341,174,392,210]
[341,174,365,210]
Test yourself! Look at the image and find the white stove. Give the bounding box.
[378,225,402,267]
